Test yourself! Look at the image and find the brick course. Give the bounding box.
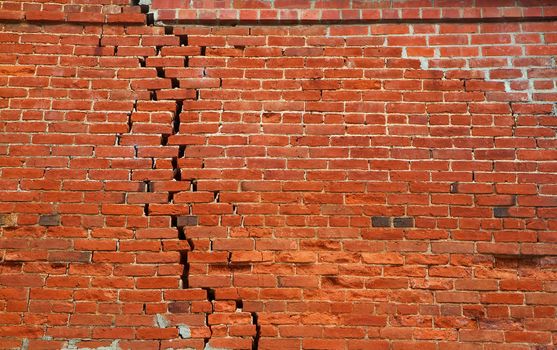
[1,0,557,349]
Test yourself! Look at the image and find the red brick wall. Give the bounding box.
[1,0,557,349]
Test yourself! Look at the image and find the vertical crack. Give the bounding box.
[127,99,137,133]
[143,26,231,349]
[143,180,151,192]
[174,224,191,289]
[167,191,175,202]
[172,150,183,181]
[251,312,260,350]
[98,25,104,47]
[178,35,188,46]
[202,287,216,348]
[171,78,179,89]
[161,134,169,146]
[156,67,165,78]
[174,100,182,133]
[146,13,155,25]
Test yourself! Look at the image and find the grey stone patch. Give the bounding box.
[39,214,60,226]
[419,58,428,70]
[21,339,29,350]
[62,340,120,350]
[178,324,191,339]
[156,313,169,328]
[63,339,79,349]
[138,0,151,5]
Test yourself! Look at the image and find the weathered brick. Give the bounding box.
[372,216,391,228]
[0,214,18,227]
[38,214,60,226]
[393,217,414,228]
[168,301,191,313]
[494,207,510,218]
[176,215,198,227]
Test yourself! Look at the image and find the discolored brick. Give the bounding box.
[494,207,510,218]
[393,217,414,228]
[0,214,17,227]
[176,215,198,227]
[168,302,191,313]
[38,214,60,226]
[371,216,391,228]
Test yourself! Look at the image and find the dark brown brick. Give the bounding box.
[372,216,391,227]
[168,301,191,313]
[39,214,60,226]
[393,217,414,228]
[176,215,198,227]
[48,251,91,263]
[494,207,510,218]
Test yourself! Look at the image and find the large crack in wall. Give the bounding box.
[116,7,261,347]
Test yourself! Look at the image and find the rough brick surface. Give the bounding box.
[1,0,557,349]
